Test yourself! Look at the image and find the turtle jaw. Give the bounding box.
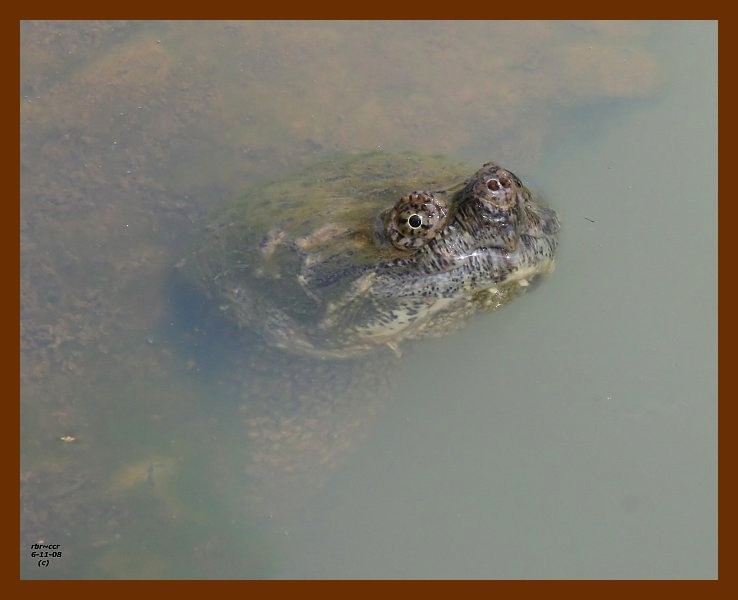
[529,203,561,237]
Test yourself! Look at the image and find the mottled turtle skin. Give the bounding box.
[185,151,560,359]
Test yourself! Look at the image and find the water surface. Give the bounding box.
[20,20,716,579]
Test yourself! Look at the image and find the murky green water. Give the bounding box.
[20,21,716,579]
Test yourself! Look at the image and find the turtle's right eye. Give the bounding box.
[386,191,449,250]
[407,214,423,229]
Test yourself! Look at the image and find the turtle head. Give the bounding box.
[369,162,560,311]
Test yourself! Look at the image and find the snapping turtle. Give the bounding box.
[186,152,559,358]
[180,151,559,516]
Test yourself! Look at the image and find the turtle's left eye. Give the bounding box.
[386,191,449,250]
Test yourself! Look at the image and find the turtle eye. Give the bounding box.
[387,191,449,250]
[486,179,500,191]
